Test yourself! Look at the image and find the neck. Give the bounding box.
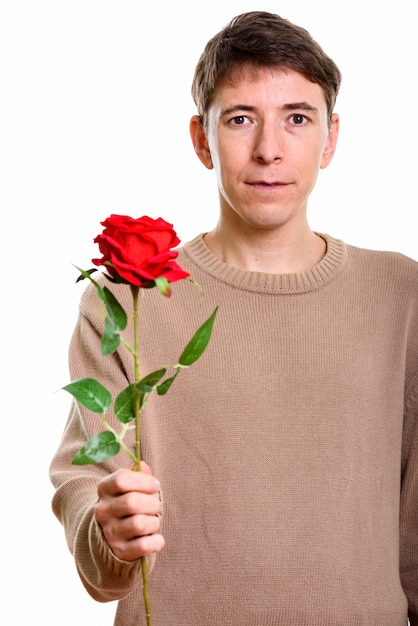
[203,224,326,274]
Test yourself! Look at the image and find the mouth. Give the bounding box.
[247,180,290,190]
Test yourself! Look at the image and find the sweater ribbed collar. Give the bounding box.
[182,233,348,295]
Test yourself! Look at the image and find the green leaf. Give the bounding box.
[101,316,121,355]
[178,306,219,367]
[62,378,112,413]
[103,286,127,331]
[138,368,167,391]
[157,369,179,395]
[114,384,136,424]
[99,288,127,355]
[72,431,120,465]
[114,369,168,423]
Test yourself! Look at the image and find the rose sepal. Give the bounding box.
[75,265,127,356]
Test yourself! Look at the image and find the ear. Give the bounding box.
[190,115,213,170]
[320,113,339,169]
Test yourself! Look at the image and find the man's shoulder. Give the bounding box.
[345,242,418,295]
[347,242,418,271]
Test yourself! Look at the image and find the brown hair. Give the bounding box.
[191,11,342,127]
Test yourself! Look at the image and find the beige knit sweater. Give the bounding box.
[50,233,418,626]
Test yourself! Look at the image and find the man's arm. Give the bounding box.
[50,281,164,601]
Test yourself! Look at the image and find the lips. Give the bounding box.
[248,180,289,188]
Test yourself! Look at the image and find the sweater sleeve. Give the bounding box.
[400,371,418,624]
[49,281,149,602]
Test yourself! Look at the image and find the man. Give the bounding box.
[50,11,418,625]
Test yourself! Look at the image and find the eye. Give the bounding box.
[230,115,249,126]
[290,114,308,125]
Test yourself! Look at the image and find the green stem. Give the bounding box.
[141,557,152,625]
[131,285,141,471]
[130,284,152,626]
[102,420,137,464]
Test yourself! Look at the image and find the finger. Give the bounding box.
[100,511,163,560]
[117,509,162,540]
[98,468,160,498]
[112,532,165,561]
[111,490,161,519]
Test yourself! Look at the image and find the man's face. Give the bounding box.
[193,66,338,235]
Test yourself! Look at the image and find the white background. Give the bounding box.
[1,1,417,624]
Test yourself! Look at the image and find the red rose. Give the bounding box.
[92,214,190,288]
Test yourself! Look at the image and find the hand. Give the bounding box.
[95,462,165,561]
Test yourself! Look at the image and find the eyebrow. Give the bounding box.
[282,101,318,113]
[221,101,319,117]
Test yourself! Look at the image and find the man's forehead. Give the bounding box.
[212,66,326,108]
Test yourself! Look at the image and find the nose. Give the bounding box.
[253,122,283,164]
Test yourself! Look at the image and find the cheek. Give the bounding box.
[208,144,228,188]
[297,140,327,178]
[214,139,247,177]
[213,157,238,195]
